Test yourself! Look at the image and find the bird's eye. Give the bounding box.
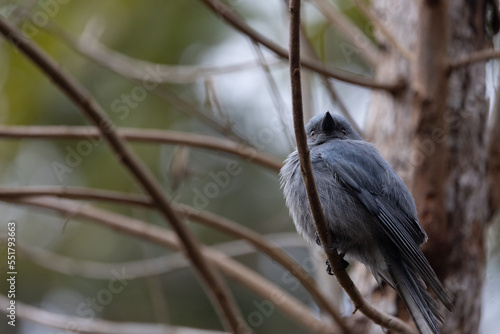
[310,130,315,138]
[342,128,347,136]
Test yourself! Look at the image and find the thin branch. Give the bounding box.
[76,27,279,84]
[199,0,404,92]
[0,294,228,334]
[448,49,500,70]
[0,125,282,172]
[42,20,251,146]
[0,186,350,333]
[0,16,245,333]
[287,2,416,334]
[292,0,363,136]
[4,196,336,334]
[10,232,303,279]
[309,0,381,66]
[251,41,296,150]
[351,0,413,62]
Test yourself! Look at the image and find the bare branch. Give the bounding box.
[293,1,363,136]
[448,49,500,70]
[75,26,278,84]
[0,186,349,333]
[351,0,414,62]
[251,41,296,149]
[4,196,336,334]
[0,125,282,172]
[0,16,246,333]
[41,21,251,146]
[309,0,381,66]
[0,294,227,334]
[288,1,416,333]
[199,0,404,92]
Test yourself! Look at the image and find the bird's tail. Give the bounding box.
[389,257,443,334]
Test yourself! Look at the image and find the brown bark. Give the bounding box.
[363,0,489,333]
[440,2,489,332]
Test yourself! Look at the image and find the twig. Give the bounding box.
[448,49,500,70]
[0,125,282,171]
[351,0,413,62]
[251,41,296,150]
[287,1,416,334]
[309,0,381,66]
[199,0,404,92]
[292,0,363,136]
[0,294,228,334]
[0,16,245,333]
[42,20,251,146]
[76,27,278,84]
[4,196,336,334]
[0,186,350,333]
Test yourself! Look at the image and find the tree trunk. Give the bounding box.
[362,1,489,333]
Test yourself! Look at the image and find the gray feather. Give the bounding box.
[280,112,453,334]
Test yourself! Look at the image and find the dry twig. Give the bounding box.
[0,125,282,171]
[200,0,403,92]
[448,49,500,70]
[351,0,413,62]
[309,0,381,66]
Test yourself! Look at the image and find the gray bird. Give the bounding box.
[280,112,453,334]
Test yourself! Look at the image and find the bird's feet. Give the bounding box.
[315,231,321,246]
[325,253,349,276]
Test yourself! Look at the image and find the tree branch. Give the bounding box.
[351,0,413,62]
[288,1,416,333]
[4,196,336,334]
[0,186,350,333]
[0,294,227,334]
[293,1,363,136]
[0,125,282,172]
[448,48,500,70]
[309,0,381,66]
[0,16,246,333]
[41,20,251,146]
[199,0,404,92]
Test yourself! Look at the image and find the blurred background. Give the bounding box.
[0,0,498,333]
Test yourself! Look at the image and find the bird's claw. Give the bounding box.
[325,254,349,275]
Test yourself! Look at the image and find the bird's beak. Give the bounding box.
[322,112,335,133]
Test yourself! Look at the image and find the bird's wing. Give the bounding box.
[319,141,426,243]
[319,142,452,310]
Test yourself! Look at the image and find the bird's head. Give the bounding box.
[305,112,362,146]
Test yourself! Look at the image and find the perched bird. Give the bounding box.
[280,112,453,334]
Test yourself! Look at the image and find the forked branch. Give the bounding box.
[0,16,245,333]
[200,0,403,92]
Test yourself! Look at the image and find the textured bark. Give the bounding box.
[362,0,489,333]
[440,2,489,332]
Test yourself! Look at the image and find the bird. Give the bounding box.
[280,111,453,334]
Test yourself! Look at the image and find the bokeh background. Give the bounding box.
[0,0,499,333]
